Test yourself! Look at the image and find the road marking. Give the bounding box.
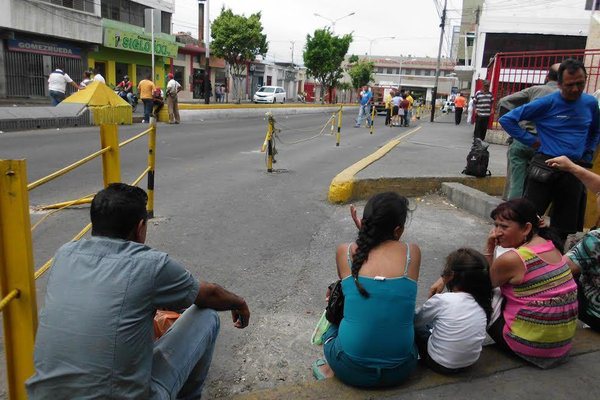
[328,125,422,203]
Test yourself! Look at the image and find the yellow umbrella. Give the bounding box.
[64,81,133,125]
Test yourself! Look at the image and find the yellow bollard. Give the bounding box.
[330,113,336,135]
[336,106,343,147]
[99,124,121,187]
[266,115,274,173]
[0,160,38,400]
[147,123,157,219]
[369,104,376,135]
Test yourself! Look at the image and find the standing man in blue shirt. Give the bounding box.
[500,59,600,241]
[27,183,250,399]
[355,86,373,128]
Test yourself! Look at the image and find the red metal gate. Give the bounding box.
[486,48,600,128]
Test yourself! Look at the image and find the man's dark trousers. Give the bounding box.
[455,107,463,125]
[474,116,490,141]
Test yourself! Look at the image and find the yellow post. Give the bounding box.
[336,106,343,147]
[147,123,157,219]
[267,115,274,173]
[99,124,121,187]
[369,104,376,135]
[0,160,38,400]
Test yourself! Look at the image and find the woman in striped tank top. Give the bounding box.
[486,199,578,368]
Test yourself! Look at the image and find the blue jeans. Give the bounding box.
[405,109,412,126]
[49,90,65,106]
[151,307,220,400]
[355,104,372,127]
[143,99,154,122]
[323,325,417,388]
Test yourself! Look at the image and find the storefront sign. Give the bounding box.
[7,37,82,58]
[104,28,178,58]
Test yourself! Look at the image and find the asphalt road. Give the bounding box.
[0,112,493,398]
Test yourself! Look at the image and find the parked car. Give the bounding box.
[441,100,455,113]
[253,86,286,104]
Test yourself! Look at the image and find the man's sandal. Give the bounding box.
[311,358,329,380]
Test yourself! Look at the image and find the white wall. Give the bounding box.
[134,0,175,13]
[0,0,102,44]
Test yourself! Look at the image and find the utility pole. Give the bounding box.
[430,0,447,122]
[199,0,211,104]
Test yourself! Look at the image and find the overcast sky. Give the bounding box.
[172,0,464,64]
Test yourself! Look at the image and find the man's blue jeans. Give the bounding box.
[143,99,154,122]
[49,90,65,106]
[355,105,372,127]
[151,307,220,399]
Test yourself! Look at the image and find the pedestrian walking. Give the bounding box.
[404,90,414,127]
[453,93,466,125]
[498,63,560,200]
[137,74,155,123]
[473,81,493,141]
[384,90,394,126]
[166,73,182,124]
[79,71,93,89]
[354,86,372,128]
[48,65,80,106]
[499,58,600,241]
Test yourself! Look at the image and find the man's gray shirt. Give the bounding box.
[498,81,559,134]
[26,237,199,399]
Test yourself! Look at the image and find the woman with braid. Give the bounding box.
[312,192,421,387]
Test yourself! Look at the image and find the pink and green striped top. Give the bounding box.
[501,240,578,368]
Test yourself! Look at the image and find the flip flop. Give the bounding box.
[311,358,329,380]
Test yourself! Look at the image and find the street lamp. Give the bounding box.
[313,12,355,33]
[356,36,396,57]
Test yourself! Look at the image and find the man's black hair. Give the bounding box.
[91,183,148,240]
[558,58,586,84]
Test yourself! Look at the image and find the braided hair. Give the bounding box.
[352,192,410,297]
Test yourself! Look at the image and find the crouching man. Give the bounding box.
[26,183,250,399]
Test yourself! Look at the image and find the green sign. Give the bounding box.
[104,28,179,58]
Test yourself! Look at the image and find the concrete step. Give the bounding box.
[441,181,503,220]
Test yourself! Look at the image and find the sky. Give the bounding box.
[172,0,465,64]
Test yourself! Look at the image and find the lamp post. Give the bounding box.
[356,36,396,57]
[313,12,355,33]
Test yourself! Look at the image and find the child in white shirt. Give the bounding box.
[414,248,492,373]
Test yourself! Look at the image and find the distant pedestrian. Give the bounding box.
[48,65,80,106]
[152,87,164,118]
[384,90,394,126]
[391,91,402,127]
[79,71,93,89]
[473,81,493,141]
[453,93,466,125]
[93,69,106,84]
[166,73,182,124]
[467,96,474,124]
[400,91,410,127]
[137,74,155,123]
[404,90,414,127]
[354,86,372,128]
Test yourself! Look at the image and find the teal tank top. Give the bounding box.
[338,243,417,367]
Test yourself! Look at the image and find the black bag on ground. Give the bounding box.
[462,139,491,177]
[325,280,344,325]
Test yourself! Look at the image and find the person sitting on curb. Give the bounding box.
[546,155,600,331]
[26,183,250,399]
[313,192,420,388]
[415,248,492,374]
[152,87,165,119]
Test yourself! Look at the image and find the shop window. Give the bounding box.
[161,11,171,34]
[115,63,129,82]
[136,65,152,83]
[585,0,600,10]
[95,61,106,77]
[101,0,120,20]
[42,0,95,13]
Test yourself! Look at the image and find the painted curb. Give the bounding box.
[327,126,423,204]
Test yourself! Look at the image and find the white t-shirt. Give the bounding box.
[48,70,73,93]
[166,79,181,96]
[93,74,106,84]
[415,292,487,369]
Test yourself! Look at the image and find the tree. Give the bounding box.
[303,29,352,103]
[211,8,268,103]
[348,54,359,64]
[347,59,374,90]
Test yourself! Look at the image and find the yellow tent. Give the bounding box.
[64,81,133,125]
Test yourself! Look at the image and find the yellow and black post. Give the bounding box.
[369,104,376,135]
[336,106,343,147]
[147,122,157,218]
[261,113,275,172]
[0,159,38,400]
[99,124,122,187]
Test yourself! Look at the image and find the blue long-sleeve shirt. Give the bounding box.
[360,90,372,106]
[499,91,600,162]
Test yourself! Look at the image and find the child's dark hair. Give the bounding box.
[443,248,493,322]
[352,192,410,297]
[490,198,564,253]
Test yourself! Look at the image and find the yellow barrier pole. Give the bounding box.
[369,104,376,135]
[147,123,157,219]
[0,160,38,400]
[267,115,274,173]
[336,106,343,147]
[99,124,121,187]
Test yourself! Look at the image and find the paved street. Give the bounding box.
[0,112,498,398]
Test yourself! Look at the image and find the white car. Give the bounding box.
[253,86,286,104]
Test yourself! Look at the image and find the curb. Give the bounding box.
[441,182,503,220]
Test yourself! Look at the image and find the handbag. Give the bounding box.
[527,157,555,183]
[325,280,344,325]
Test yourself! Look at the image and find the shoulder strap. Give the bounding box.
[404,243,411,276]
[346,243,353,268]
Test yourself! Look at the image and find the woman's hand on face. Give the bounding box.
[486,227,498,254]
[428,277,445,298]
[350,204,362,230]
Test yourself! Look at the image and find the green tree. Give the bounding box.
[347,59,374,90]
[303,29,352,103]
[348,54,359,64]
[211,7,268,103]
